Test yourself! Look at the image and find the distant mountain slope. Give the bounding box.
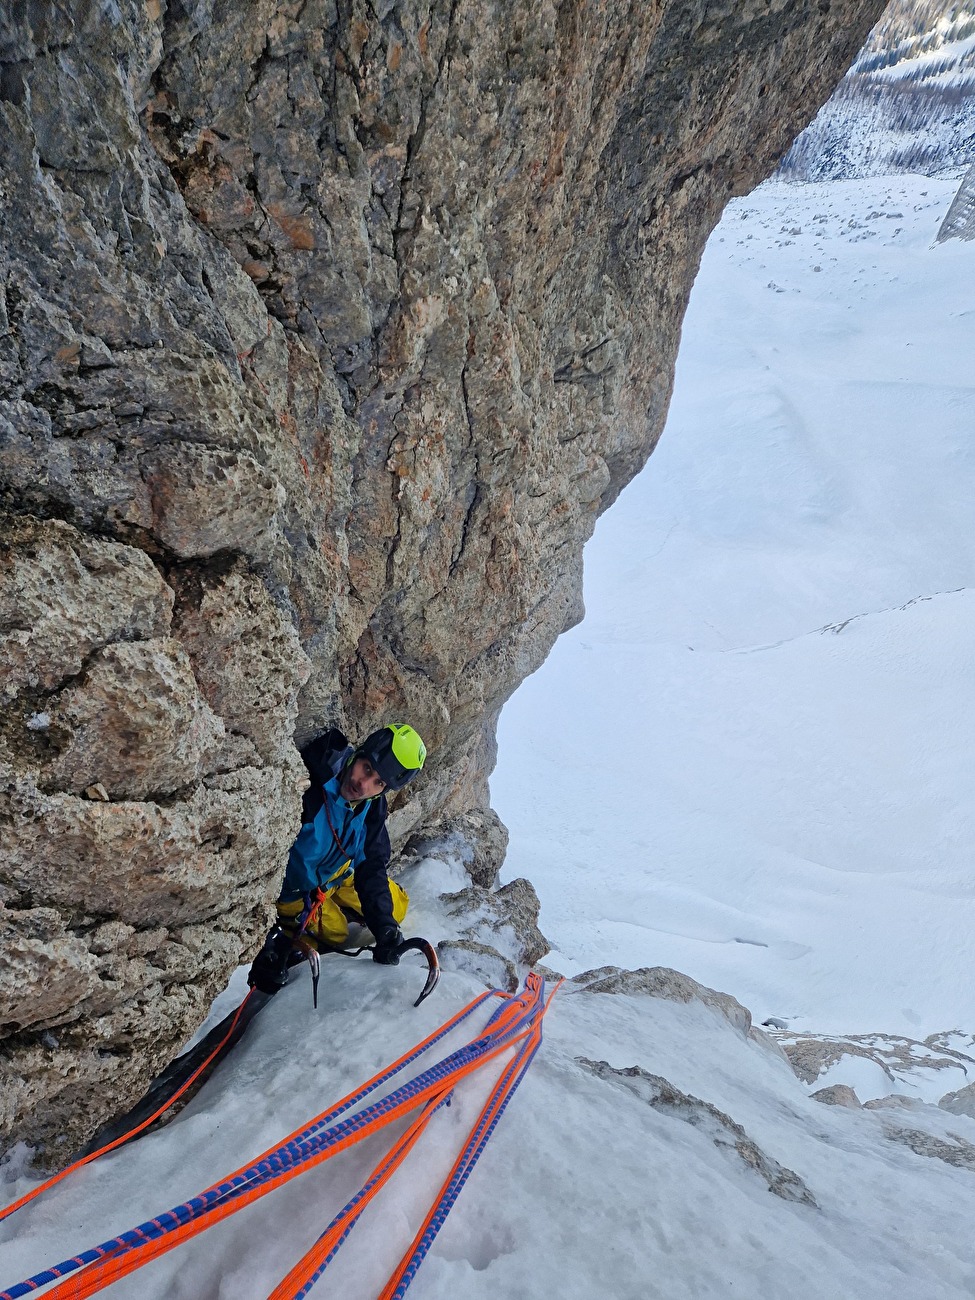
[780,1,975,178]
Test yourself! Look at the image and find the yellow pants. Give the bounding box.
[276,878,409,950]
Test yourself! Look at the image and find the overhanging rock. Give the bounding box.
[1,0,883,1163]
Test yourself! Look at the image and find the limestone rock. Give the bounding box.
[0,978,216,1167]
[403,805,509,889]
[171,562,312,764]
[747,1025,793,1066]
[773,1029,975,1092]
[569,965,621,985]
[0,0,884,1160]
[575,965,752,1038]
[0,514,173,701]
[437,940,519,994]
[939,1082,975,1119]
[0,501,306,1157]
[143,444,286,559]
[811,1085,862,1109]
[0,756,302,1154]
[1,763,302,927]
[881,1123,975,1173]
[41,638,230,799]
[579,1058,817,1206]
[441,878,549,968]
[863,1095,924,1111]
[0,908,99,1035]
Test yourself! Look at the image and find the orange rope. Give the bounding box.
[36,990,530,1299]
[0,988,258,1226]
[0,987,499,1231]
[274,978,560,1300]
[7,979,558,1300]
[46,1024,536,1300]
[265,1093,450,1299]
[377,983,561,1300]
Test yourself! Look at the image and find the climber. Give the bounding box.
[248,722,427,996]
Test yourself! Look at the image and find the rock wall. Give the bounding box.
[937,161,975,242]
[0,0,883,1162]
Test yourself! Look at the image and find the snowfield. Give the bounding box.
[4,174,975,1297]
[3,881,975,1299]
[496,173,975,1050]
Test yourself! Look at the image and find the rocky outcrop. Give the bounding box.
[442,879,548,964]
[880,1124,975,1174]
[811,1084,862,1109]
[436,874,549,991]
[939,1082,975,1120]
[807,1086,975,1175]
[573,964,754,1037]
[579,1058,817,1206]
[772,1029,975,1092]
[0,0,882,1161]
[863,1094,923,1112]
[0,516,309,1159]
[403,805,509,889]
[437,940,519,994]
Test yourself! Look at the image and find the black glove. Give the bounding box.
[248,926,294,994]
[372,925,403,965]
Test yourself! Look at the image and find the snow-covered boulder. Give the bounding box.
[940,1082,975,1120]
[572,964,753,1037]
[579,1058,818,1206]
[811,1084,862,1109]
[440,879,549,970]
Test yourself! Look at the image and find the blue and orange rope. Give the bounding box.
[1,974,557,1300]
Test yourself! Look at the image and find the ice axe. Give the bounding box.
[302,935,441,1008]
[393,937,441,1007]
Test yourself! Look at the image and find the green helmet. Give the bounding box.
[357,723,427,791]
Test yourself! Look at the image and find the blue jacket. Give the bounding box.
[279,729,395,935]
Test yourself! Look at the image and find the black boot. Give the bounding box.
[248,925,295,995]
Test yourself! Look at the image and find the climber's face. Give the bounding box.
[340,756,386,802]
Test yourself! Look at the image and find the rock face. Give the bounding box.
[811,1084,862,1109]
[0,0,882,1161]
[403,805,509,889]
[880,1123,975,1174]
[939,1082,975,1120]
[0,517,310,1163]
[937,162,975,243]
[437,875,549,991]
[574,964,754,1037]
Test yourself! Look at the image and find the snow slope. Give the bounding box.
[494,173,975,1047]
[3,859,975,1300]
